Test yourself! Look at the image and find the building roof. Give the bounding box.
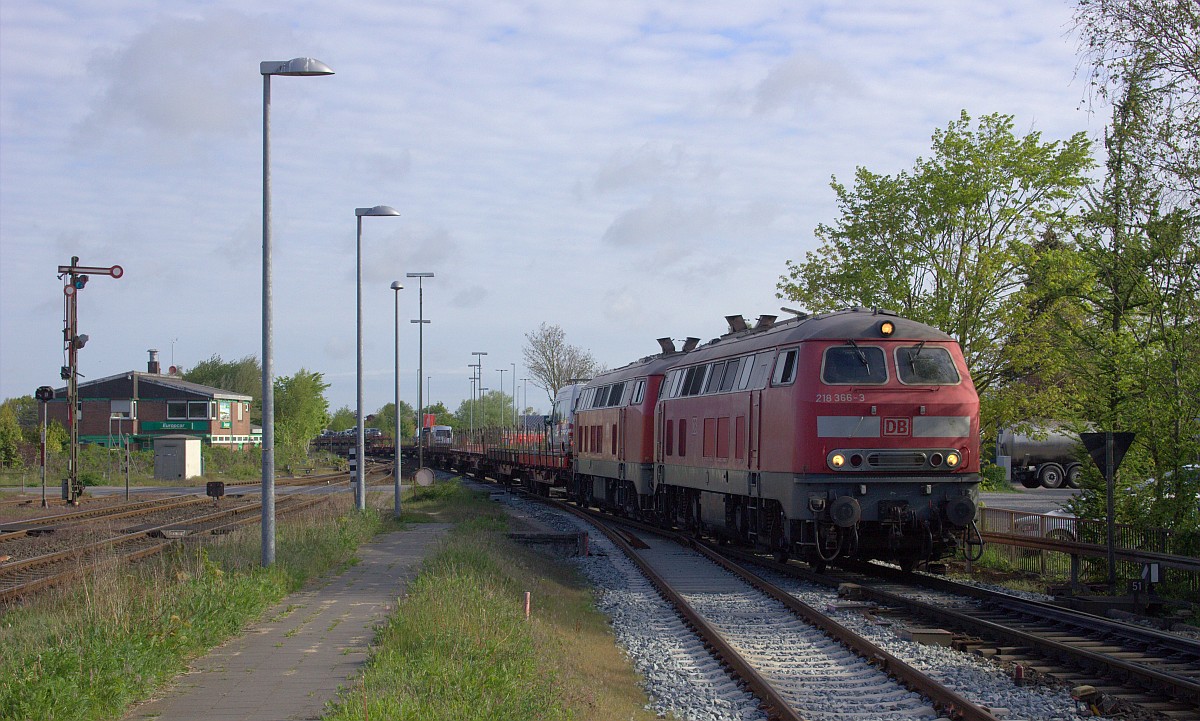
[55,371,254,401]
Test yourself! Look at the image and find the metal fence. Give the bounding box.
[977,507,1200,599]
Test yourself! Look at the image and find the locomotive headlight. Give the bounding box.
[946,452,960,468]
[879,320,895,337]
[830,453,846,469]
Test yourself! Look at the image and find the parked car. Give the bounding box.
[1014,507,1079,542]
[364,428,382,437]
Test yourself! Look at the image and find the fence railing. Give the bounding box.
[977,507,1200,598]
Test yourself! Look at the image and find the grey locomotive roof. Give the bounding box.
[588,308,955,386]
[680,307,954,364]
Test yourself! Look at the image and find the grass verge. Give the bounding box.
[326,481,660,721]
[0,495,386,721]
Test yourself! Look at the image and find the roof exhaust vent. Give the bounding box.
[657,337,676,354]
[681,337,701,352]
[147,349,160,375]
[725,315,748,334]
[754,315,777,330]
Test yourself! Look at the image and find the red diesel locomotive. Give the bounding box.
[572,307,981,570]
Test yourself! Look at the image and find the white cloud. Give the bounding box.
[0,0,1098,412]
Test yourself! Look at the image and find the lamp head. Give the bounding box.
[357,205,401,217]
[261,57,334,76]
[390,281,404,291]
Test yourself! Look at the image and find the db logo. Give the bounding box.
[883,418,911,436]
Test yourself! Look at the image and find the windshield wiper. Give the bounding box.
[846,339,870,374]
[908,340,926,373]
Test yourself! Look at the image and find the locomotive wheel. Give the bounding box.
[773,550,789,564]
[1038,463,1065,489]
[1065,464,1082,489]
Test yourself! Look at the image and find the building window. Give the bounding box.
[167,401,188,419]
[189,401,210,419]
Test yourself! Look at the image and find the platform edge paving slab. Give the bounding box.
[121,523,452,721]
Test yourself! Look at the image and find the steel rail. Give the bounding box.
[0,494,332,603]
[737,552,1200,716]
[858,560,1200,659]
[554,501,805,721]
[0,495,210,539]
[689,538,1002,721]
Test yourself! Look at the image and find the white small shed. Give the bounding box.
[154,435,203,480]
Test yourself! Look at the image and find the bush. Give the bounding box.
[979,462,1011,492]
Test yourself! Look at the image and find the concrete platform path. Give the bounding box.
[123,523,452,721]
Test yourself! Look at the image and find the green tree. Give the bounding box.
[328,406,356,432]
[777,111,1094,420]
[522,323,597,405]
[273,369,330,463]
[1034,60,1200,530]
[1074,0,1200,194]
[184,355,262,423]
[372,401,415,439]
[0,403,22,468]
[453,391,514,430]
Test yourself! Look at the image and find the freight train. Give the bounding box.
[424,307,983,571]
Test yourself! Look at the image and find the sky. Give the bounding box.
[1,0,1107,419]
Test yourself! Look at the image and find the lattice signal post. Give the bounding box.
[57,256,123,503]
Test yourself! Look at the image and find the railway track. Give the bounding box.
[0,494,331,603]
[0,495,215,541]
[712,550,1200,720]
[556,501,1003,721]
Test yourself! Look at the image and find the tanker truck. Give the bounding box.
[997,424,1085,489]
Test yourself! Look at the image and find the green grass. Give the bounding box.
[0,479,660,721]
[0,497,385,721]
[324,497,660,721]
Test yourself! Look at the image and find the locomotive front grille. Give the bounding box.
[866,451,928,469]
[827,448,961,472]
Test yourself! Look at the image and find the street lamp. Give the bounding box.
[391,280,404,519]
[471,351,486,439]
[497,367,507,436]
[354,206,401,512]
[260,56,333,567]
[407,272,434,472]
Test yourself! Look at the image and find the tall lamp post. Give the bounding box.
[391,281,404,519]
[354,206,401,512]
[407,272,434,471]
[471,351,486,439]
[497,367,507,437]
[511,362,517,429]
[260,57,333,567]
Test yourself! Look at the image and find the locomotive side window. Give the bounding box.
[609,382,626,406]
[737,354,756,389]
[719,358,741,392]
[822,345,888,384]
[895,345,960,385]
[669,369,685,398]
[704,361,726,393]
[682,366,706,396]
[631,379,645,405]
[771,348,799,386]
